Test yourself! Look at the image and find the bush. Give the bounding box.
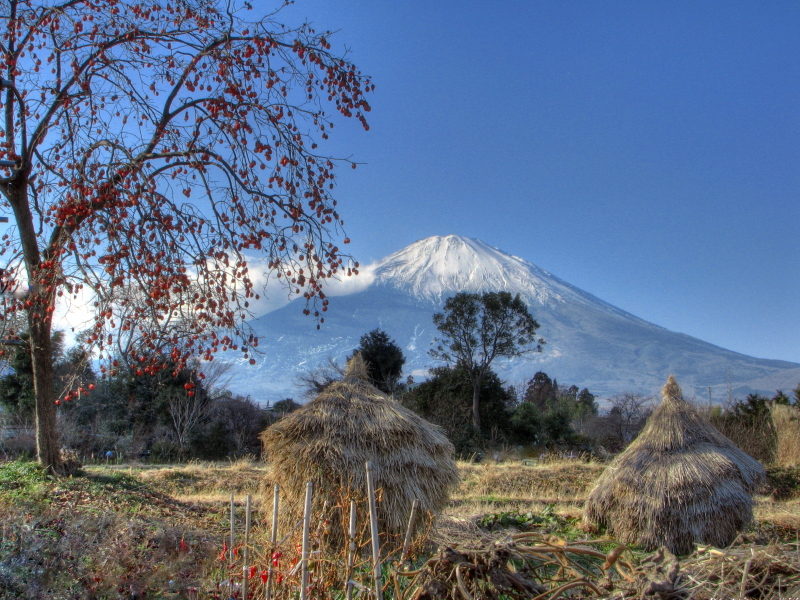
[709,394,776,464]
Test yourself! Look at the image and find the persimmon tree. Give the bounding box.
[0,0,371,474]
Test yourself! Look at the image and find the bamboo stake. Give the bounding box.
[346,500,357,600]
[229,493,235,563]
[243,494,252,600]
[366,462,383,600]
[300,481,313,600]
[265,484,279,600]
[401,498,419,563]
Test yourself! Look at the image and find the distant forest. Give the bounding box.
[1,328,798,462]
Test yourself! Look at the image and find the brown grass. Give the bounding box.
[454,459,604,503]
[772,403,800,467]
[136,460,268,502]
[3,449,800,599]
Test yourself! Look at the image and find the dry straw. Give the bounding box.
[770,403,800,468]
[583,375,766,556]
[260,354,459,548]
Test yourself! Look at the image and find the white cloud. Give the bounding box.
[46,253,382,342]
[245,257,377,317]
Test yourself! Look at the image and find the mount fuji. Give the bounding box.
[224,235,799,403]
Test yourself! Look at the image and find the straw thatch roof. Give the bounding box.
[260,354,459,546]
[583,375,766,555]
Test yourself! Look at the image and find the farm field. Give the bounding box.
[1,458,799,599]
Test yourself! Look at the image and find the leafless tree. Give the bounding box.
[605,392,655,447]
[166,389,215,459]
[296,356,344,398]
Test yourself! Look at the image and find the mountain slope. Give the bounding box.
[225,235,799,402]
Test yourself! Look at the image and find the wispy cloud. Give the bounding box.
[245,257,378,317]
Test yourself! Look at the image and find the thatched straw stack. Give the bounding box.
[583,375,766,555]
[260,354,459,546]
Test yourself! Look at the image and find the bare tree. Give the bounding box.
[166,389,215,459]
[605,393,654,447]
[296,356,344,398]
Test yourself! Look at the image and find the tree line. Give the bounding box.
[3,289,798,463]
[0,333,270,462]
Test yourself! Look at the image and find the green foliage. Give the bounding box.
[766,466,800,500]
[0,330,91,425]
[189,421,233,460]
[772,390,792,406]
[0,459,52,503]
[431,292,542,368]
[541,404,575,446]
[476,505,582,539]
[351,328,406,394]
[272,398,302,413]
[401,365,597,452]
[510,402,541,442]
[732,393,773,422]
[709,394,777,464]
[0,338,35,420]
[510,373,598,447]
[430,291,543,430]
[401,364,514,456]
[28,347,272,462]
[524,371,556,410]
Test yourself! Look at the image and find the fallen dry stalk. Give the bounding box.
[393,532,636,600]
[680,540,800,599]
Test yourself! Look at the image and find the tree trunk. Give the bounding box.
[4,171,64,475]
[29,313,63,474]
[472,378,482,432]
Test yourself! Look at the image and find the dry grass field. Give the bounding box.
[1,457,799,598]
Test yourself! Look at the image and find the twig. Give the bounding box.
[454,563,474,600]
[739,552,753,599]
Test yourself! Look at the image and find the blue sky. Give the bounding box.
[271,1,799,363]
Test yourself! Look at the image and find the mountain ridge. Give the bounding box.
[223,235,798,403]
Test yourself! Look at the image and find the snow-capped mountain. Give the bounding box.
[371,235,651,323]
[223,235,799,403]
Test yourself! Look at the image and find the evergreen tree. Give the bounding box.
[431,292,543,431]
[351,329,406,394]
[0,331,66,422]
[772,390,791,405]
[272,398,302,414]
[524,372,556,410]
[401,365,514,455]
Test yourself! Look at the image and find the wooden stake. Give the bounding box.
[243,494,252,600]
[365,462,383,600]
[401,498,419,563]
[345,500,357,600]
[300,481,313,600]
[229,493,235,563]
[265,484,279,600]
